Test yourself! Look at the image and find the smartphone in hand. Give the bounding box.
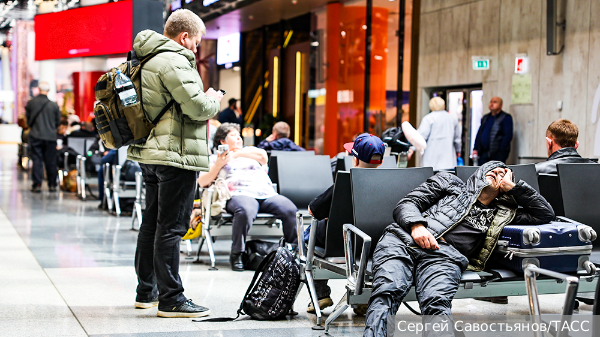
[217,144,229,155]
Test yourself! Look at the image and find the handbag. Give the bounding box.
[201,178,231,216]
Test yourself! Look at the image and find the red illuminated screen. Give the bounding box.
[35,0,133,61]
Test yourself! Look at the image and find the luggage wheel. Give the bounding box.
[584,260,597,274]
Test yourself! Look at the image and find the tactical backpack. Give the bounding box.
[94,50,177,150]
[197,246,301,322]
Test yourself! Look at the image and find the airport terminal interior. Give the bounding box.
[1,0,600,336]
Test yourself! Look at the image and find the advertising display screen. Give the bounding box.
[35,0,133,60]
[217,32,240,65]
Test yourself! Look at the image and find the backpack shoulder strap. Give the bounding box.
[127,49,179,125]
[151,100,177,125]
[28,99,51,128]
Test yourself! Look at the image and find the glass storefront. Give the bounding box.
[309,0,413,156]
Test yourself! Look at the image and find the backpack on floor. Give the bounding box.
[243,239,282,271]
[197,246,300,322]
[94,50,178,150]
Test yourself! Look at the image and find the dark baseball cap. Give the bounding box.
[343,133,385,164]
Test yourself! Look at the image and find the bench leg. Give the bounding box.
[132,201,142,230]
[185,240,193,258]
[105,187,113,211]
[305,270,324,329]
[325,292,349,334]
[205,230,217,270]
[195,238,206,263]
[113,191,121,216]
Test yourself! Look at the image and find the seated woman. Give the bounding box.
[198,123,298,271]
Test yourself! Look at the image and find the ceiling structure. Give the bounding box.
[195,0,330,39]
[196,0,404,39]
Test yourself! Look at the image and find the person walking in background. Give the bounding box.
[127,9,223,318]
[417,97,461,171]
[473,96,513,164]
[256,121,305,152]
[25,81,61,193]
[218,98,243,127]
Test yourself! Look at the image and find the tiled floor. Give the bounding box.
[0,144,593,336]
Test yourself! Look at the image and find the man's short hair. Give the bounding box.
[228,98,237,107]
[273,121,290,139]
[38,81,50,92]
[164,9,206,39]
[546,119,578,148]
[213,122,240,146]
[82,121,94,131]
[429,97,445,111]
[60,119,69,127]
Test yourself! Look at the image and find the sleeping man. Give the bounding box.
[364,161,554,336]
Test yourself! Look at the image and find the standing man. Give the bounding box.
[25,81,61,193]
[535,119,596,174]
[127,9,223,318]
[218,98,243,127]
[417,97,461,171]
[473,96,513,164]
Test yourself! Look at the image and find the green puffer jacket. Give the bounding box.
[127,30,220,171]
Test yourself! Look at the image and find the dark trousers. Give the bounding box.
[29,135,58,188]
[135,164,197,306]
[225,194,298,253]
[364,232,469,337]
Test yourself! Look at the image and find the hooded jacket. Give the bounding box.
[388,161,555,271]
[535,147,597,175]
[127,30,220,171]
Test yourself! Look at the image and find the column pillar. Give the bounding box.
[324,2,340,157]
[37,1,57,101]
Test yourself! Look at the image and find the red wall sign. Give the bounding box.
[34,0,133,61]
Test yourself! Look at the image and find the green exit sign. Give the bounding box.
[473,59,490,70]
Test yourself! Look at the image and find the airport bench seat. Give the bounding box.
[304,167,598,333]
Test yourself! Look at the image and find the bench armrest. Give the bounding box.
[343,223,371,296]
[524,264,580,319]
[202,188,214,233]
[555,216,581,224]
[112,165,121,190]
[296,212,305,259]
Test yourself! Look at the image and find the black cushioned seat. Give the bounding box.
[350,167,434,257]
[277,155,334,210]
[537,173,564,216]
[557,163,600,246]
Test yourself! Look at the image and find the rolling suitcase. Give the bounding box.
[493,218,597,273]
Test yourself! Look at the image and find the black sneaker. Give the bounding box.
[49,186,57,192]
[31,185,41,193]
[135,296,158,309]
[157,299,211,318]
